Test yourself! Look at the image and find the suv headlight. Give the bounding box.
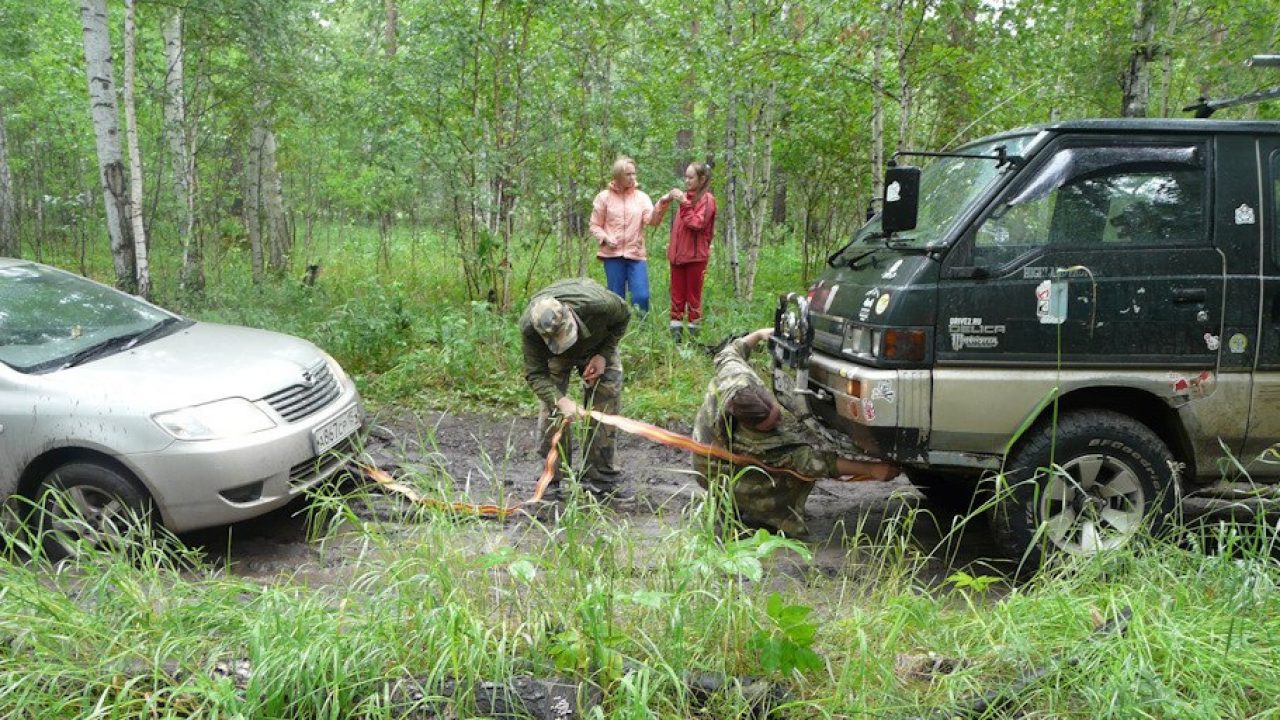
[153,398,277,440]
[842,323,873,357]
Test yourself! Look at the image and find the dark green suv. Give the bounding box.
[771,119,1280,565]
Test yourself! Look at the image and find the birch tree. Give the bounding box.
[0,101,15,257]
[895,0,913,152]
[163,8,201,291]
[123,0,149,296]
[870,23,885,205]
[1120,0,1157,117]
[79,0,135,290]
[245,97,291,280]
[720,0,741,296]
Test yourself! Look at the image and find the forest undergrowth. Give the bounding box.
[4,226,1278,718]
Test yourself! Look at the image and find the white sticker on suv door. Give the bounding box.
[1235,204,1256,225]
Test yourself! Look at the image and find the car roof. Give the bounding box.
[0,257,34,270]
[953,117,1280,154]
[971,117,1280,145]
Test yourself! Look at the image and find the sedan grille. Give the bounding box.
[290,437,357,487]
[262,362,341,423]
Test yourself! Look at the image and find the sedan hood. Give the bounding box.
[49,322,326,410]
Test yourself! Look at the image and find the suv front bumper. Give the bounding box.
[773,344,929,446]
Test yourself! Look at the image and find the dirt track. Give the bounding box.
[181,409,1012,584]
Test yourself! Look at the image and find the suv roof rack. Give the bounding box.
[1183,54,1280,118]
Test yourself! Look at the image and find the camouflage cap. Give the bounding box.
[529,296,579,354]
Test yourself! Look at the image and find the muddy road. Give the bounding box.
[181,409,1014,584]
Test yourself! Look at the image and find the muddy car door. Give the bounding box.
[930,136,1228,454]
[1241,134,1280,473]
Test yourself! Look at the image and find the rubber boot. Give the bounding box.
[669,323,685,343]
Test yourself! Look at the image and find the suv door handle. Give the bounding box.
[1171,287,1207,303]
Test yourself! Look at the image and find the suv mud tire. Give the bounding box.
[990,410,1178,570]
[31,461,154,562]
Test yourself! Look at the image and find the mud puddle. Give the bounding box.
[179,409,1014,587]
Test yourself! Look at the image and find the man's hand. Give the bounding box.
[836,458,901,482]
[667,188,686,203]
[604,235,619,248]
[743,327,774,348]
[555,396,588,419]
[581,354,606,384]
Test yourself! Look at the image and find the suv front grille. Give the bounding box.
[262,361,341,423]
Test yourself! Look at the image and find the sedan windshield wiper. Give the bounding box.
[57,317,189,370]
[127,316,189,346]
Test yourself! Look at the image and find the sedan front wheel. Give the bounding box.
[33,461,154,561]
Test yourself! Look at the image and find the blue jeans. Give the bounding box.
[602,258,650,313]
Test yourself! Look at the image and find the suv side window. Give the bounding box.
[973,144,1206,268]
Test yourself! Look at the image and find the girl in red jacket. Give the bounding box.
[656,162,717,340]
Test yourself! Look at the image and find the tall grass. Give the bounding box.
[2,476,1278,718]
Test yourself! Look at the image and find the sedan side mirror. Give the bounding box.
[881,165,921,234]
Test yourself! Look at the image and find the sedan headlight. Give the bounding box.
[153,398,277,440]
[323,352,352,390]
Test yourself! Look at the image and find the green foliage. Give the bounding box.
[750,592,824,676]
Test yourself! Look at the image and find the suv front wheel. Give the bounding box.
[991,409,1179,568]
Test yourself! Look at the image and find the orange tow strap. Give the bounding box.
[361,410,881,519]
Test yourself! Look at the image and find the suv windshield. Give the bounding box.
[0,263,179,373]
[850,134,1039,252]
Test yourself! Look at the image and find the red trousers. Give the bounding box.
[669,261,708,324]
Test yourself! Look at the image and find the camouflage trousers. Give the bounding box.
[536,349,623,486]
[693,454,816,537]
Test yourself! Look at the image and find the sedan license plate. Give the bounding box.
[312,404,361,455]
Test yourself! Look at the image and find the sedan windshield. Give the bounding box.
[858,134,1039,251]
[0,264,179,373]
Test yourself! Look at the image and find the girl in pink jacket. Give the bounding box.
[590,156,665,313]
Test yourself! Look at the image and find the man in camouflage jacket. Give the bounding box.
[521,277,631,498]
[693,328,897,537]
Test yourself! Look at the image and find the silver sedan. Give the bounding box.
[0,258,363,554]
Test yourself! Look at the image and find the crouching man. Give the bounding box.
[693,327,898,538]
[521,277,633,501]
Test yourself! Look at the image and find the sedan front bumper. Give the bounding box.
[122,392,363,533]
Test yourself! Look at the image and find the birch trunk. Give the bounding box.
[384,0,398,57]
[260,128,290,273]
[895,0,911,152]
[1120,0,1157,117]
[123,0,149,297]
[79,0,136,291]
[1158,0,1180,117]
[1049,7,1075,122]
[870,23,885,208]
[0,102,15,257]
[246,122,264,282]
[163,10,201,291]
[741,80,776,300]
[721,0,741,297]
